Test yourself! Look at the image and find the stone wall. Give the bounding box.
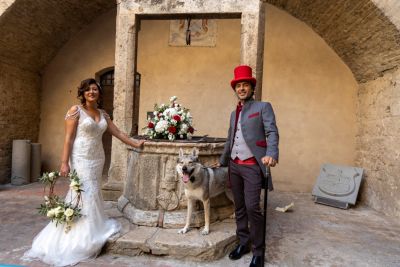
[263,5,358,192]
[0,63,41,183]
[356,68,400,217]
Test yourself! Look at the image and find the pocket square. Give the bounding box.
[256,140,267,147]
[248,112,260,119]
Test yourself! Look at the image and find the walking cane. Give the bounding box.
[262,166,271,267]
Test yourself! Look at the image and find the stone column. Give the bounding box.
[240,1,265,101]
[102,5,137,200]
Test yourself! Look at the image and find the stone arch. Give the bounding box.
[0,0,116,73]
[266,0,400,82]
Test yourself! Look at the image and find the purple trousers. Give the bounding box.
[230,160,264,256]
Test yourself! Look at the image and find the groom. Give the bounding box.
[218,65,279,267]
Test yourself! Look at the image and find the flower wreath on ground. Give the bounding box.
[38,170,83,233]
[143,96,195,141]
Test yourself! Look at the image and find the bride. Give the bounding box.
[23,78,145,266]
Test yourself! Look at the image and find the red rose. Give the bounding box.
[168,126,177,134]
[188,126,194,134]
[148,122,155,128]
[173,115,181,122]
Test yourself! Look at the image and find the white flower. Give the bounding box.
[168,133,175,141]
[163,108,178,117]
[180,135,184,139]
[47,209,56,218]
[171,119,177,125]
[54,206,63,216]
[153,111,157,116]
[44,196,50,205]
[64,208,74,217]
[49,172,55,178]
[180,123,188,133]
[70,180,81,191]
[155,120,169,133]
[170,96,177,102]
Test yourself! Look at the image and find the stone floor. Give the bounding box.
[1,180,400,267]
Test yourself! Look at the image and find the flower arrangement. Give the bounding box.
[38,170,83,233]
[143,96,195,141]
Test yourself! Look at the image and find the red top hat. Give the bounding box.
[230,65,257,89]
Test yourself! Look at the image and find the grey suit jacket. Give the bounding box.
[219,99,279,190]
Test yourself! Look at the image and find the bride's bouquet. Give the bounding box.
[143,96,195,141]
[38,170,83,233]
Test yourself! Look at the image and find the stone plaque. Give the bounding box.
[312,163,363,209]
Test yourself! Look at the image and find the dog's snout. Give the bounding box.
[182,166,187,171]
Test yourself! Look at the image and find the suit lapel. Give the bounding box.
[241,99,254,126]
[230,111,235,144]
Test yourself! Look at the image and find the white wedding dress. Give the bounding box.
[23,106,120,266]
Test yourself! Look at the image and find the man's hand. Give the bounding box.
[208,162,221,168]
[261,156,277,167]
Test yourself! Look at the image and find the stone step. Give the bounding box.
[106,219,238,261]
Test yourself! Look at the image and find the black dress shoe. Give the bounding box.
[249,255,263,267]
[229,244,250,260]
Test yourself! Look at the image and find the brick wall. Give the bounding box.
[357,68,400,217]
[0,63,41,183]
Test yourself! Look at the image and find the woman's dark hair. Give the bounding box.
[77,78,103,108]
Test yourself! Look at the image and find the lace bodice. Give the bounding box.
[66,105,109,161]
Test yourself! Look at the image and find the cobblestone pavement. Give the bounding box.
[1,180,400,267]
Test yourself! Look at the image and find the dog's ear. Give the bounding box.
[191,148,199,159]
[178,148,184,160]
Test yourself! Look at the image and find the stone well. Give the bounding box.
[117,138,234,228]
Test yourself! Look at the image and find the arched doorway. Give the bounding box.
[99,69,114,179]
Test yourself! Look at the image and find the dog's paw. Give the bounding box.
[201,228,209,235]
[178,227,189,234]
